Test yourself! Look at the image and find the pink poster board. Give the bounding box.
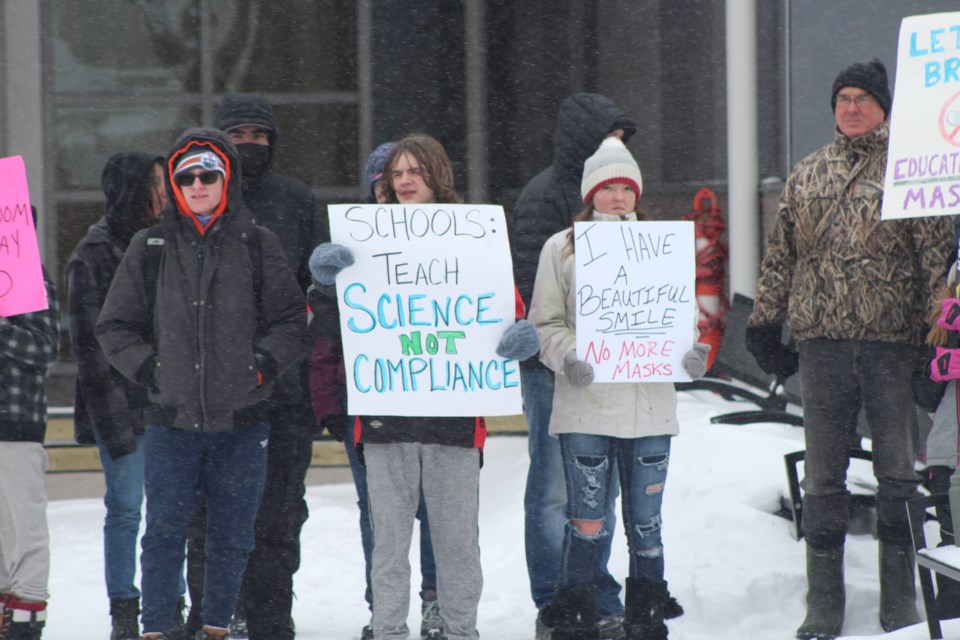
[0,155,48,316]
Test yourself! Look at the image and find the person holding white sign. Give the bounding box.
[528,137,708,640]
[309,133,539,640]
[746,60,954,640]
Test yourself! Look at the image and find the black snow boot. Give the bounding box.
[539,587,600,640]
[878,541,921,632]
[109,598,140,640]
[795,544,844,640]
[662,581,684,620]
[623,577,668,640]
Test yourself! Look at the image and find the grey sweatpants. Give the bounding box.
[365,442,482,640]
[0,443,50,601]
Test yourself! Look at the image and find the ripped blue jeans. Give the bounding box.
[558,433,671,585]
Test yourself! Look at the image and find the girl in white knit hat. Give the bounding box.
[527,137,707,640]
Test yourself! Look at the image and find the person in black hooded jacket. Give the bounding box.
[510,94,677,638]
[96,128,306,640]
[65,151,187,639]
[179,92,327,640]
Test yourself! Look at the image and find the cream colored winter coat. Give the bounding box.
[528,223,680,439]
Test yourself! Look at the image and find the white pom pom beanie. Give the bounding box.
[580,137,643,204]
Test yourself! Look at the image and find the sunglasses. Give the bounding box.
[174,171,221,187]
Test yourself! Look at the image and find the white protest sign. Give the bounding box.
[883,12,960,220]
[574,220,696,382]
[329,203,522,417]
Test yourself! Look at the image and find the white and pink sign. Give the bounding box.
[883,12,960,220]
[0,155,46,317]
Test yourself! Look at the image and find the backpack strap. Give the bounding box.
[142,226,166,319]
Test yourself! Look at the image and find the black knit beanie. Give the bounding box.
[830,58,892,117]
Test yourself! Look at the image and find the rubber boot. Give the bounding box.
[540,587,600,640]
[110,598,140,640]
[623,578,668,640]
[878,541,921,632]
[795,544,844,640]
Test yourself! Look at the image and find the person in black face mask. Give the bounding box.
[181,93,328,640]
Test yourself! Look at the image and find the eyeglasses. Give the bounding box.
[174,171,221,187]
[836,94,877,109]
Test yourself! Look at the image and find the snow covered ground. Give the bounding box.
[43,387,959,639]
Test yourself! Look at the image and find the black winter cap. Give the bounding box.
[831,58,892,117]
[215,93,276,133]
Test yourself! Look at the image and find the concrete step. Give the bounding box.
[43,413,528,473]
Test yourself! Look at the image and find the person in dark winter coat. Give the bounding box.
[181,92,327,640]
[0,252,59,640]
[65,151,185,640]
[96,128,306,640]
[747,60,954,640]
[510,93,651,638]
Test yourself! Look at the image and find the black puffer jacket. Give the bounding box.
[511,93,636,315]
[96,128,306,432]
[66,152,160,457]
[215,93,327,405]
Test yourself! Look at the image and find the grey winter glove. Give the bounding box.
[681,343,711,379]
[309,243,355,285]
[563,351,595,388]
[496,320,540,360]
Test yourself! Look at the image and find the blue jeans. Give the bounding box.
[94,432,187,603]
[558,433,671,585]
[140,423,269,635]
[93,431,145,601]
[344,417,437,611]
[521,366,623,616]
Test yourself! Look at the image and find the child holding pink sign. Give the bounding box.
[528,137,708,640]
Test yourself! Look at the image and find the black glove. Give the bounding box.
[745,324,799,379]
[254,351,279,385]
[322,414,348,442]
[913,347,947,412]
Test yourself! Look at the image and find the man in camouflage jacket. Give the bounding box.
[747,60,954,640]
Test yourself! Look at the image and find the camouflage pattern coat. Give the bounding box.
[749,122,953,345]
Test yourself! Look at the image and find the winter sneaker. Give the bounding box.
[193,627,228,640]
[597,614,624,640]
[420,598,445,638]
[110,598,140,640]
[228,608,247,640]
[2,598,47,640]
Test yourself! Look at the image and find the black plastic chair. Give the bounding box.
[907,493,960,640]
